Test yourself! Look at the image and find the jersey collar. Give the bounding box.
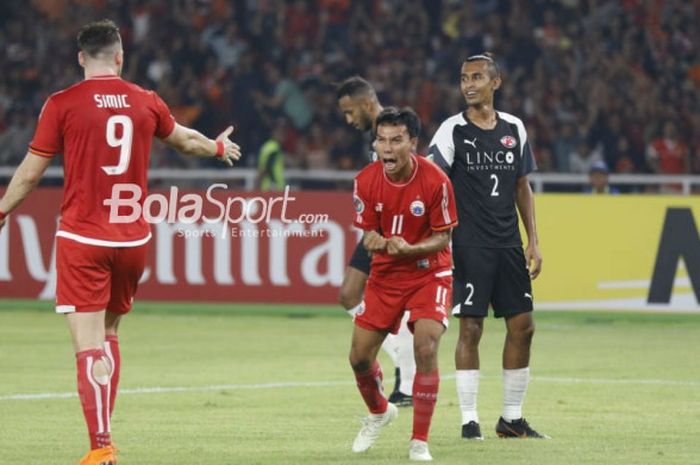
[463,110,499,131]
[86,74,121,80]
[382,155,419,187]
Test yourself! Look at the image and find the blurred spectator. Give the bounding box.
[535,146,554,173]
[255,61,314,132]
[203,24,249,71]
[257,120,287,191]
[552,122,580,172]
[0,0,696,182]
[570,140,604,175]
[585,160,620,195]
[646,121,690,175]
[613,136,640,174]
[301,122,332,170]
[0,111,34,166]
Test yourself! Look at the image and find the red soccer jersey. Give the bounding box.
[353,155,458,277]
[29,75,175,246]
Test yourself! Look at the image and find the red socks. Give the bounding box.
[103,335,121,416]
[412,370,440,441]
[354,362,388,414]
[76,349,112,450]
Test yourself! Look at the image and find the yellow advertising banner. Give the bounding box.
[531,195,700,312]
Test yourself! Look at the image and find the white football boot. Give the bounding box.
[408,439,433,461]
[351,403,399,452]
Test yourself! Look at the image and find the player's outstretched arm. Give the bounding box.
[0,152,52,232]
[515,176,542,279]
[387,231,450,258]
[164,124,242,167]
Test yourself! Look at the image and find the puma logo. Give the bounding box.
[464,138,477,148]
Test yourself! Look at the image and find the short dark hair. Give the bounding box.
[77,19,121,57]
[336,76,377,101]
[464,52,501,79]
[375,107,421,138]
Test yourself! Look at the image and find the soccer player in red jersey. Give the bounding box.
[0,20,240,465]
[350,107,457,461]
[337,76,416,407]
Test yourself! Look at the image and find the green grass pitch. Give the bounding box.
[1,300,699,465]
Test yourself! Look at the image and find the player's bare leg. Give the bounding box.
[412,319,444,373]
[503,312,534,369]
[66,311,117,463]
[496,312,547,438]
[349,325,398,452]
[409,319,445,461]
[349,324,386,373]
[339,266,367,316]
[340,266,407,396]
[66,311,107,353]
[104,311,122,338]
[103,311,122,417]
[455,316,484,369]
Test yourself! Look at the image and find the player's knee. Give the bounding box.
[413,337,439,368]
[509,319,535,344]
[349,353,372,373]
[338,285,361,310]
[460,318,484,344]
[521,321,535,343]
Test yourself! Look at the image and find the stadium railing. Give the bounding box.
[1,167,699,194]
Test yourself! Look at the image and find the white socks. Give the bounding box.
[395,313,415,395]
[380,333,400,366]
[456,367,531,424]
[455,369,480,424]
[502,367,530,421]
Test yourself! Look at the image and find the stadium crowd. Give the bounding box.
[0,0,698,179]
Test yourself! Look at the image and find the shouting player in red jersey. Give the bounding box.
[0,20,240,465]
[350,107,457,461]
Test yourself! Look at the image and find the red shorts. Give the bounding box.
[55,237,148,314]
[355,270,452,334]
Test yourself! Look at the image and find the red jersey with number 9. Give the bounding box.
[29,75,175,246]
[353,155,458,278]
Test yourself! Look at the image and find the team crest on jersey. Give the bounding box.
[410,200,425,216]
[500,135,517,148]
[353,195,364,213]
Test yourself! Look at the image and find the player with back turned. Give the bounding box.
[428,53,548,440]
[0,20,241,465]
[350,107,457,461]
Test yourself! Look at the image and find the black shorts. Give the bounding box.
[452,246,533,318]
[348,241,371,275]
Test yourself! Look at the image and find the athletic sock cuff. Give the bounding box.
[76,348,106,361]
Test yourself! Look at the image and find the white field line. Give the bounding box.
[1,374,698,401]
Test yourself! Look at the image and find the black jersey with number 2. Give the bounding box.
[428,111,536,249]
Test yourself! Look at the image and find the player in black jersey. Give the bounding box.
[428,54,548,439]
[336,77,415,407]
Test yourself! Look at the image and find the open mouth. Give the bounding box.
[382,157,397,170]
